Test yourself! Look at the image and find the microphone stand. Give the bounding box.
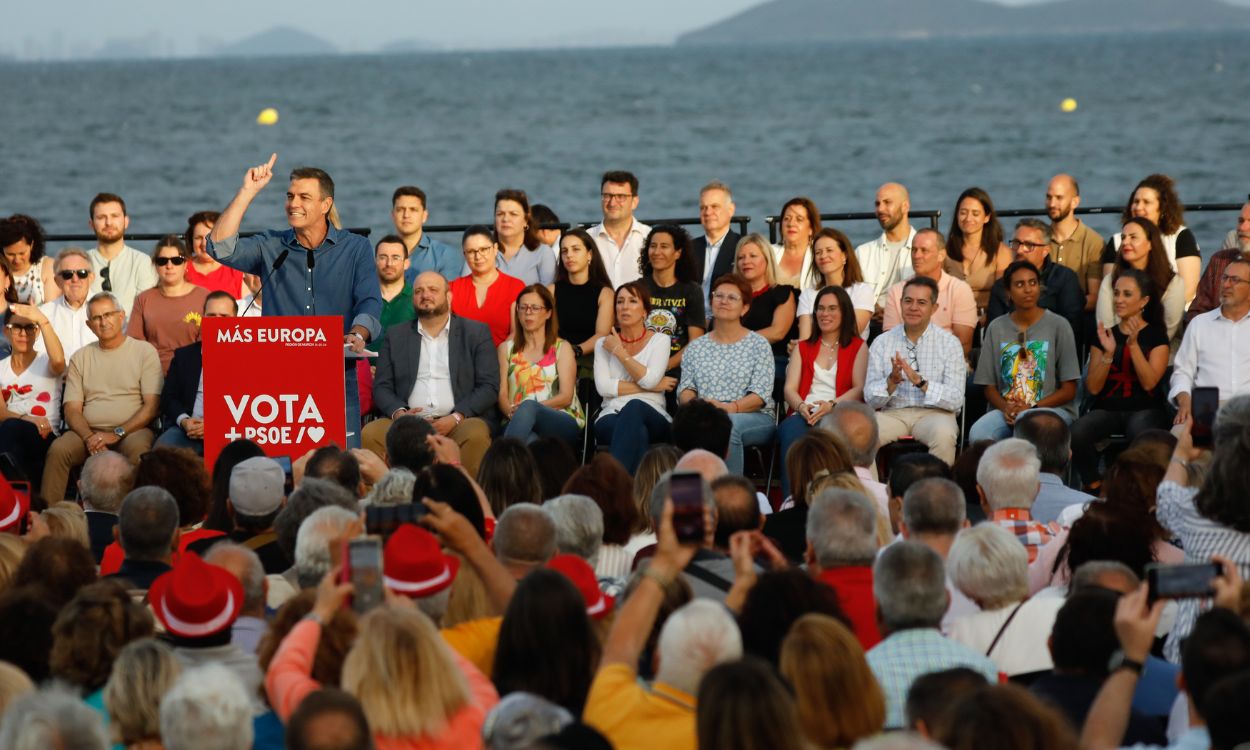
[241,249,290,317]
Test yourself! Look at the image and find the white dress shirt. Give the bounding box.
[701,229,732,303]
[35,296,97,361]
[856,226,917,307]
[1168,305,1250,404]
[587,220,651,290]
[407,317,455,416]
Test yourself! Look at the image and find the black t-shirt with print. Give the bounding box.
[642,278,706,356]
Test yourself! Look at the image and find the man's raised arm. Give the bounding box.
[211,153,278,243]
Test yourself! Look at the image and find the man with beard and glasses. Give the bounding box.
[207,154,382,448]
[370,234,415,352]
[85,193,157,316]
[361,271,498,477]
[1045,174,1104,313]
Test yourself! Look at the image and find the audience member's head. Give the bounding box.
[13,536,97,606]
[711,475,761,549]
[0,585,58,682]
[947,523,1028,611]
[805,488,879,571]
[696,657,805,750]
[931,683,1077,750]
[655,599,742,696]
[975,438,1041,513]
[1012,410,1072,475]
[1069,560,1139,595]
[562,453,638,547]
[385,415,435,474]
[874,541,948,634]
[478,437,542,515]
[1182,609,1250,721]
[159,663,254,750]
[901,477,966,542]
[1054,503,1157,582]
[286,688,373,750]
[529,437,579,502]
[0,686,108,749]
[671,399,732,458]
[0,661,32,716]
[257,590,358,687]
[134,447,212,528]
[633,445,682,534]
[306,446,364,497]
[227,456,286,532]
[905,668,989,736]
[294,505,360,588]
[0,535,24,592]
[737,569,846,666]
[493,504,557,577]
[50,578,154,692]
[786,429,857,509]
[827,401,881,469]
[413,464,486,538]
[1049,587,1120,676]
[379,524,456,625]
[781,614,885,748]
[117,487,180,562]
[1100,446,1169,539]
[951,439,994,521]
[41,502,91,550]
[204,541,268,618]
[1127,428,1177,465]
[363,467,415,507]
[78,450,133,513]
[544,495,604,565]
[1204,670,1250,750]
[482,692,573,750]
[103,639,182,749]
[205,438,265,532]
[274,477,358,563]
[620,568,693,681]
[887,452,951,502]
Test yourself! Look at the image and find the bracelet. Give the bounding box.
[1101,357,1113,365]
[1170,457,1190,469]
[302,612,325,626]
[572,344,583,358]
[643,566,675,589]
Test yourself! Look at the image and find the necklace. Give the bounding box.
[820,338,839,354]
[619,328,647,344]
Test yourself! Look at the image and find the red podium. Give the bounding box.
[201,316,347,469]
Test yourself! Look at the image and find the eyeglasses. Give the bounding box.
[464,248,494,258]
[4,323,38,334]
[154,256,187,267]
[711,292,742,303]
[601,193,633,204]
[1009,240,1048,252]
[100,265,111,292]
[1220,274,1250,285]
[517,304,548,314]
[87,310,123,325]
[904,340,920,371]
[58,269,91,280]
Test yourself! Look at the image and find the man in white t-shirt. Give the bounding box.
[84,193,158,315]
[856,182,917,315]
[37,247,98,361]
[585,170,650,289]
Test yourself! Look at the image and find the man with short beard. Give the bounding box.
[361,271,498,477]
[1187,200,1250,318]
[1046,174,1104,312]
[370,234,414,352]
[85,193,157,315]
[857,183,918,318]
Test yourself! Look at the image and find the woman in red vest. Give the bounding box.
[778,286,867,497]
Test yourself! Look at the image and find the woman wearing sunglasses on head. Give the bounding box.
[127,235,208,375]
[0,300,66,489]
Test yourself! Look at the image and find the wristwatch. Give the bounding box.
[1107,650,1145,675]
[914,378,928,390]
[113,426,127,439]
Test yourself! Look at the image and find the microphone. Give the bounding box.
[241,248,290,317]
[306,249,317,316]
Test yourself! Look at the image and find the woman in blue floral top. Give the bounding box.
[678,273,776,474]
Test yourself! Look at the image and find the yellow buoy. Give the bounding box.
[256,107,279,126]
[1060,98,1078,113]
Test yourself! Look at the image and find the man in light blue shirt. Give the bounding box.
[208,153,382,448]
[1013,410,1094,524]
[392,185,462,283]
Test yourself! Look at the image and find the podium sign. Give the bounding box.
[202,316,346,469]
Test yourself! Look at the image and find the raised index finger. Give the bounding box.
[266,152,278,169]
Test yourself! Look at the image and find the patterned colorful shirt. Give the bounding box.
[504,339,584,427]
[990,508,1061,564]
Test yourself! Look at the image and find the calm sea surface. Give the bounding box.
[2,32,1248,253]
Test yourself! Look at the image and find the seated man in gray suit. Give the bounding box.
[362,271,498,477]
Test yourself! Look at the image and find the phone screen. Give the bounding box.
[347,537,384,614]
[1191,387,1220,448]
[670,471,705,544]
[1147,562,1221,601]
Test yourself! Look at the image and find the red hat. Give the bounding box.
[383,523,460,598]
[547,554,614,620]
[0,477,30,535]
[149,553,244,638]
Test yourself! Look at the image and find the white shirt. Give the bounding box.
[770,243,813,288]
[587,219,651,290]
[87,244,158,315]
[240,294,263,318]
[593,332,671,421]
[35,296,96,361]
[1168,305,1250,404]
[407,317,455,417]
[701,229,732,303]
[797,281,876,338]
[946,596,1065,676]
[856,226,917,307]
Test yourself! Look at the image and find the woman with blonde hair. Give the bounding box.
[41,502,90,551]
[731,233,796,361]
[0,534,25,593]
[632,444,682,535]
[697,657,806,750]
[103,639,182,750]
[780,613,885,748]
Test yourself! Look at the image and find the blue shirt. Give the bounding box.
[208,226,381,341]
[866,627,1000,729]
[1031,473,1095,525]
[404,233,463,284]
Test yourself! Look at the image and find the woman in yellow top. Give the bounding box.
[497,284,584,446]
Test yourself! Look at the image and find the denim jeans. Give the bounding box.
[777,414,810,497]
[968,406,1074,443]
[344,363,361,450]
[594,400,671,474]
[154,425,204,455]
[503,400,581,446]
[727,410,777,476]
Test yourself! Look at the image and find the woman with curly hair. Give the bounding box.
[1100,173,1202,304]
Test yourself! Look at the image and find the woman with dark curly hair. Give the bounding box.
[771,197,821,289]
[639,224,705,376]
[0,214,57,305]
[1100,173,1202,305]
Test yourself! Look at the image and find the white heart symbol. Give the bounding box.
[307,426,325,443]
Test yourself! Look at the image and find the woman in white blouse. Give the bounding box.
[593,280,675,473]
[797,228,875,340]
[1095,217,1186,353]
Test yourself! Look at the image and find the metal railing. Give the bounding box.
[764,210,942,244]
[42,228,374,244]
[424,215,753,240]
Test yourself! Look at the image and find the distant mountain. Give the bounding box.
[678,0,1250,45]
[214,26,337,58]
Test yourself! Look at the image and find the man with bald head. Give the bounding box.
[1046,174,1104,312]
[1188,200,1250,318]
[857,183,917,318]
[362,270,498,476]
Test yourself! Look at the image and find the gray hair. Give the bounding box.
[159,664,254,750]
[103,639,181,747]
[203,542,266,614]
[674,449,728,483]
[493,504,556,568]
[362,467,415,507]
[273,477,358,562]
[805,488,879,567]
[118,487,180,561]
[54,246,92,271]
[87,291,123,313]
[700,180,734,203]
[656,599,742,696]
[416,587,451,627]
[902,478,966,536]
[294,506,359,589]
[79,451,133,513]
[649,471,715,529]
[0,685,108,750]
[826,401,881,468]
[483,692,574,750]
[975,438,1041,511]
[1070,560,1140,595]
[543,495,604,565]
[914,226,947,251]
[1014,217,1054,246]
[873,541,949,632]
[947,524,1028,610]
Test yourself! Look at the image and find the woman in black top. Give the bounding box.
[638,225,706,376]
[729,233,796,380]
[1099,173,1201,306]
[554,228,613,371]
[1070,267,1171,490]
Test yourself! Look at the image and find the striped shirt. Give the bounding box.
[865,322,966,413]
[1156,481,1250,662]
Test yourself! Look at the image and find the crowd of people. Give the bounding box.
[0,163,1248,749]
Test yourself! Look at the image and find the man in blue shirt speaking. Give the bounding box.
[207,153,382,448]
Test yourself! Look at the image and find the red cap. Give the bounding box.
[0,477,30,535]
[149,553,244,638]
[547,554,615,620]
[383,523,460,598]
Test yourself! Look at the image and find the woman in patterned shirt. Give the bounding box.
[497,284,583,447]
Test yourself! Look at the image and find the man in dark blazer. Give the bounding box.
[362,271,499,477]
[153,291,239,455]
[690,181,741,310]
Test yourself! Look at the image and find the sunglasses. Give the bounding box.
[101,265,111,292]
[4,323,38,334]
[154,257,187,267]
[58,269,91,280]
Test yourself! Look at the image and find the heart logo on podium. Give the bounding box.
[307,426,326,443]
